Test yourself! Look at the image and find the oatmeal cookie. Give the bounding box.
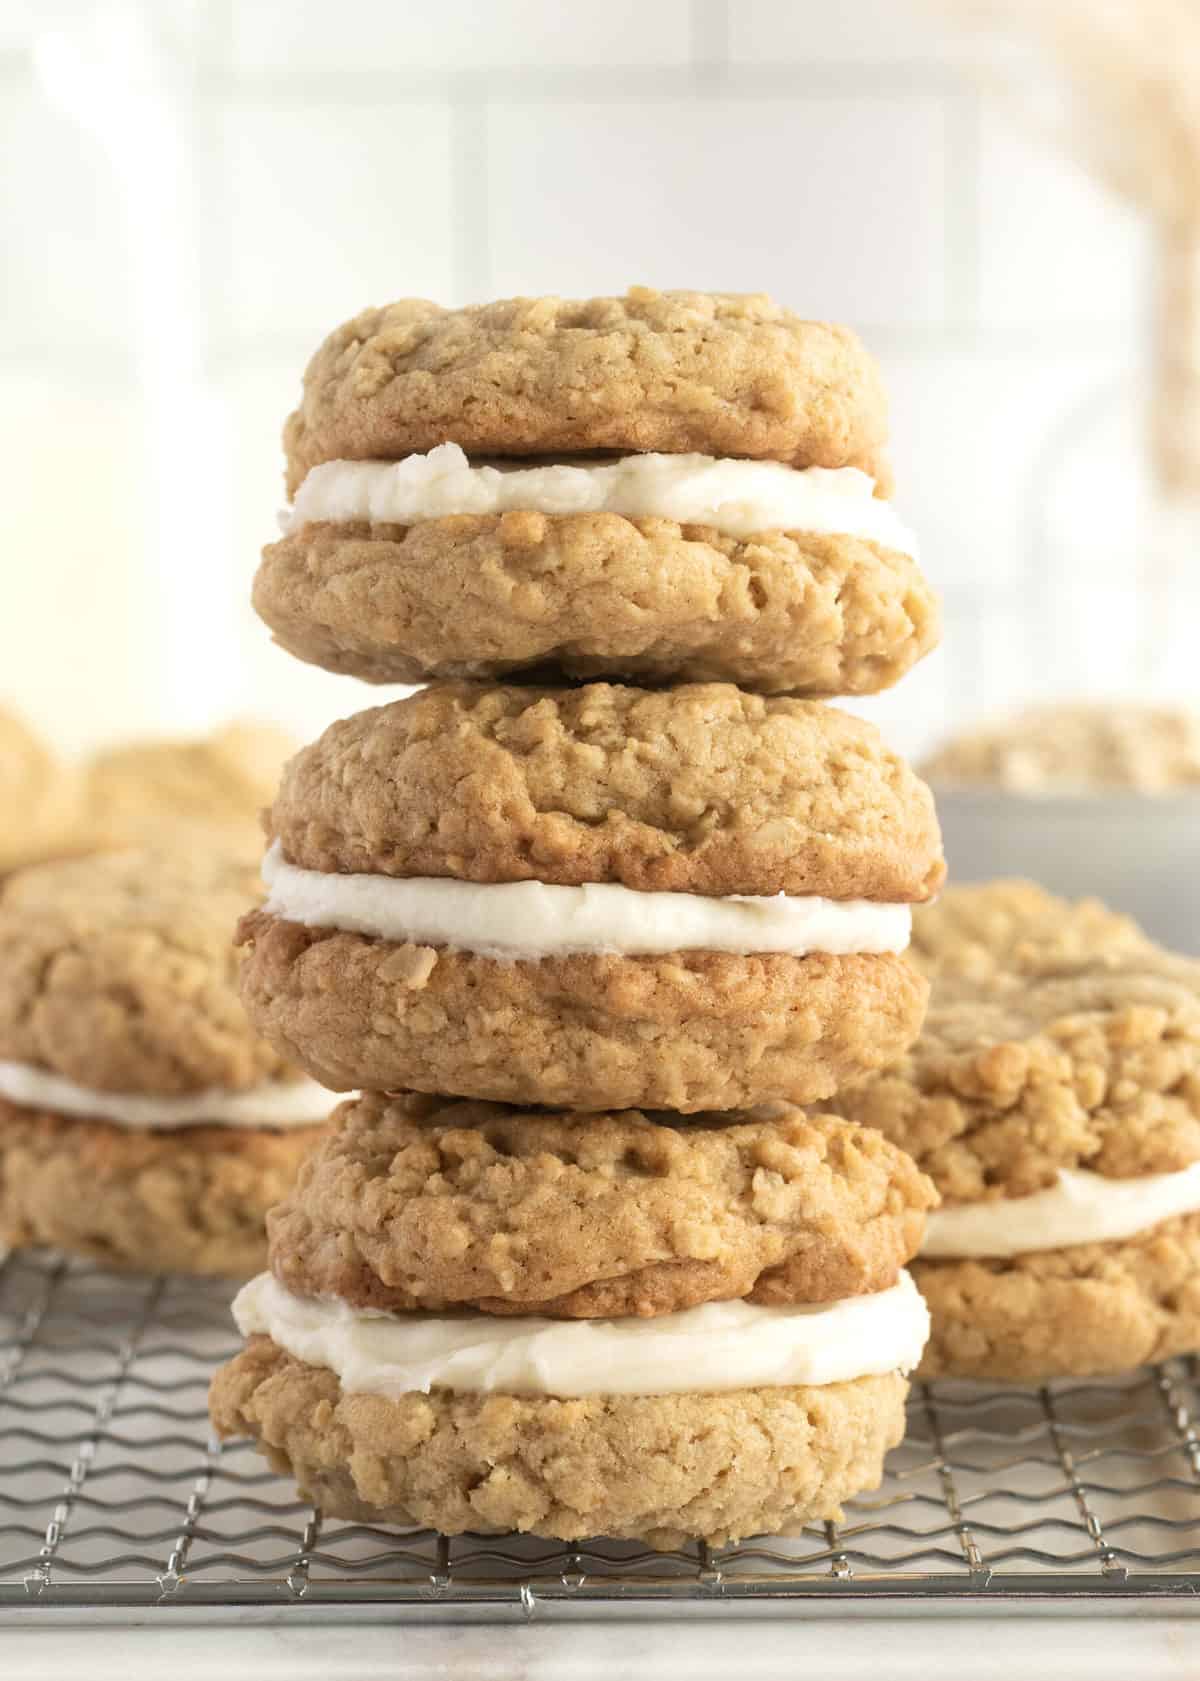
[0,849,292,1095]
[78,720,294,860]
[825,882,1200,1201]
[282,290,891,496]
[0,1099,322,1278]
[0,707,79,874]
[238,921,928,1112]
[255,516,937,696]
[210,1336,908,1547]
[266,1092,935,1316]
[266,681,944,901]
[914,1214,1200,1380]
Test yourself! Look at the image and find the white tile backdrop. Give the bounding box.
[1,0,1149,756]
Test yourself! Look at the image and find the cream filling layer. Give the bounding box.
[920,1163,1200,1260]
[0,1060,333,1132]
[260,842,911,961]
[232,1271,930,1399]
[283,443,918,553]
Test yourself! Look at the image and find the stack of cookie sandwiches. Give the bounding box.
[211,288,946,1545]
[0,851,332,1276]
[826,881,1200,1382]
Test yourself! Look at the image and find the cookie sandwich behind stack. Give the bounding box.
[0,851,331,1276]
[826,881,1200,1381]
[212,288,944,1544]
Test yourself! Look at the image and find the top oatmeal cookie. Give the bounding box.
[0,849,296,1096]
[282,289,891,495]
[267,680,945,901]
[824,881,1200,1201]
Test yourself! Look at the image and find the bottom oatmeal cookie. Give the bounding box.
[0,1101,324,1277]
[914,1214,1200,1382]
[210,1337,910,1548]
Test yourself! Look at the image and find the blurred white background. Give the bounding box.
[2,0,1155,756]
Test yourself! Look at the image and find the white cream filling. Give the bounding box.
[283,443,917,554]
[920,1163,1200,1260]
[0,1060,333,1133]
[260,841,911,961]
[232,1270,930,1399]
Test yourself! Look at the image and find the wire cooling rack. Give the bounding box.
[2,1250,1200,1623]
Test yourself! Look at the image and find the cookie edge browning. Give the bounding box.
[267,1093,936,1317]
[267,681,945,901]
[255,517,939,697]
[913,1212,1200,1381]
[210,1336,909,1547]
[281,291,892,496]
[237,916,931,1113]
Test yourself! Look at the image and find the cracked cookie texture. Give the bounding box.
[281,289,892,496]
[266,680,944,900]
[237,924,928,1111]
[824,881,1200,1202]
[915,1214,1200,1380]
[210,1337,909,1547]
[265,1092,936,1317]
[257,516,937,698]
[822,881,1200,1380]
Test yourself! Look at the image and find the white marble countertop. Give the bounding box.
[8,1617,1198,1679]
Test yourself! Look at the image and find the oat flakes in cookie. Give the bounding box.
[257,288,939,694]
[211,1092,934,1546]
[0,849,331,1276]
[236,679,944,1112]
[265,1092,936,1318]
[824,880,1200,1381]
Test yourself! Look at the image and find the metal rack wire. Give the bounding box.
[3,1249,1200,1622]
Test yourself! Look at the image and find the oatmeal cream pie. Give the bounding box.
[256,289,938,694]
[211,1095,932,1545]
[237,680,944,1112]
[265,1092,936,1318]
[210,1311,925,1547]
[824,880,1200,1381]
[0,850,332,1276]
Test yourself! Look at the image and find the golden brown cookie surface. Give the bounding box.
[0,849,294,1095]
[78,720,294,860]
[256,517,937,696]
[0,1099,322,1278]
[237,918,929,1112]
[914,1214,1200,1381]
[267,681,944,901]
[266,1091,935,1316]
[210,1335,908,1547]
[0,707,79,874]
[282,290,891,497]
[824,881,1200,1201]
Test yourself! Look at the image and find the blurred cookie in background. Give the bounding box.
[922,703,1200,953]
[78,719,295,860]
[922,701,1200,794]
[0,706,81,875]
[0,847,332,1276]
